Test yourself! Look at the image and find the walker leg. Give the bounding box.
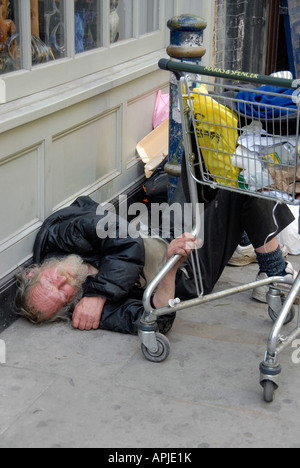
[267,287,295,325]
[138,323,170,363]
[259,359,281,403]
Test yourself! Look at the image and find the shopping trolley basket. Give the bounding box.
[138,59,300,403]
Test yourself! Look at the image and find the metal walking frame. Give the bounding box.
[138,59,300,403]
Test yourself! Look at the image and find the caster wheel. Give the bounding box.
[141,333,170,363]
[268,302,295,325]
[263,380,276,403]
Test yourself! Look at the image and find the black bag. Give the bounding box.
[143,160,168,204]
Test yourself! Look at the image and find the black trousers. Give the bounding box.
[175,189,294,298]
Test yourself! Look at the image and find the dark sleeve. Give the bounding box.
[37,206,145,303]
[99,298,144,335]
[99,298,176,335]
[60,210,145,302]
[82,236,145,302]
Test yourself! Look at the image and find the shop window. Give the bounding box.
[34,0,67,61]
[74,0,102,52]
[0,0,176,102]
[111,0,133,43]
[0,0,20,74]
[140,0,159,36]
[0,0,67,74]
[0,0,165,72]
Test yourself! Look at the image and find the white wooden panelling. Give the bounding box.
[51,108,122,211]
[0,143,44,249]
[126,90,158,169]
[0,143,45,278]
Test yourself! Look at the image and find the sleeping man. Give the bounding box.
[15,189,296,335]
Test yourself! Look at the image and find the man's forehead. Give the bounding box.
[28,281,61,316]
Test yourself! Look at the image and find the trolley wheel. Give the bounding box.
[141,333,170,363]
[263,380,277,403]
[268,302,295,325]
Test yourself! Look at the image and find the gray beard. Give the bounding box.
[41,255,89,293]
[40,255,90,319]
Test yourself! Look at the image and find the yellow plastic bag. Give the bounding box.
[192,85,240,187]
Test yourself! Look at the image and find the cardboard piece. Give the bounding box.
[137,119,169,178]
[269,164,300,200]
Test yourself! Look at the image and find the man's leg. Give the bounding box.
[175,190,295,298]
[228,232,288,267]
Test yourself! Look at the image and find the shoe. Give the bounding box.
[228,244,257,266]
[280,244,289,258]
[252,261,298,304]
[228,244,289,267]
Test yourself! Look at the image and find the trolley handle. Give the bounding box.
[158,58,299,90]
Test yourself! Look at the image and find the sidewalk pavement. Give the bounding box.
[0,256,300,449]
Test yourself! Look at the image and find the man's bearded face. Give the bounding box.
[26,255,89,321]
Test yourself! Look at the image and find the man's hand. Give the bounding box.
[72,296,107,331]
[166,233,196,269]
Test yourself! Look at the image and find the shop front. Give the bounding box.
[0,0,213,329]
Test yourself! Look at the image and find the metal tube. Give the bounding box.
[146,275,292,319]
[267,272,300,356]
[142,254,182,316]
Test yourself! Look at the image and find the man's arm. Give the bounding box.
[72,233,196,330]
[152,233,196,309]
[72,296,107,331]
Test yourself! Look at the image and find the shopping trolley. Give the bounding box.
[138,59,300,403]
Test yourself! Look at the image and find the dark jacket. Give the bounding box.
[33,196,175,334]
[33,196,145,303]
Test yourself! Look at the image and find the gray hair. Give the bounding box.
[14,261,82,325]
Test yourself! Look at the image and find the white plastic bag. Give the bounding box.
[232,145,271,190]
[278,205,300,255]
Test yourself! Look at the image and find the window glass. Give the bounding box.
[111,0,133,44]
[0,0,20,74]
[140,0,159,35]
[75,0,102,53]
[31,0,66,65]
[0,0,171,101]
